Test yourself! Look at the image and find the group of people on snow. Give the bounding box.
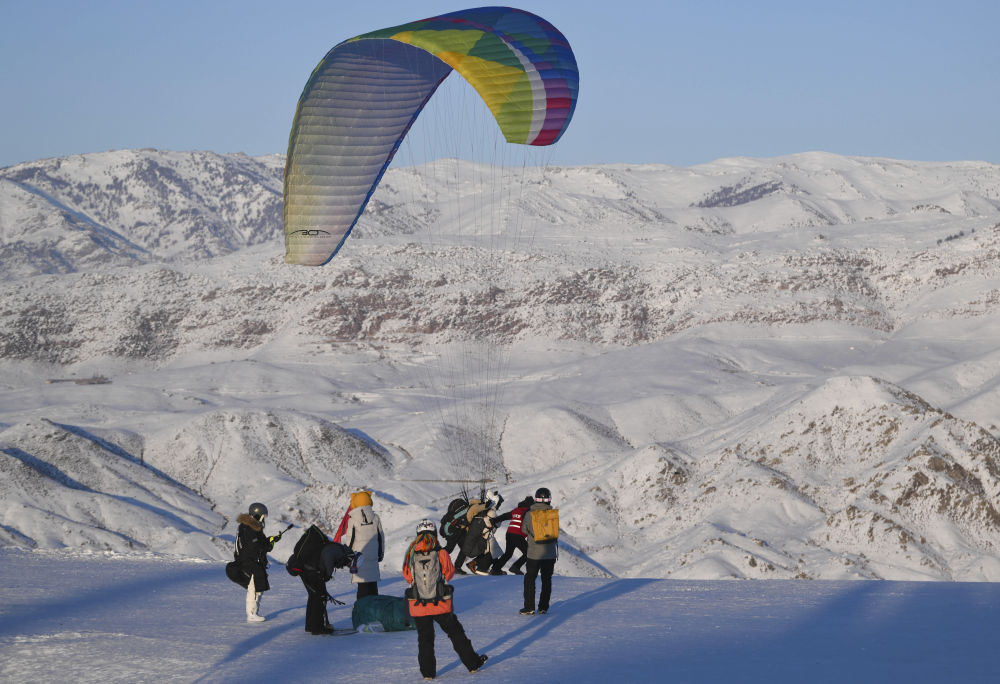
[229,485,558,678]
[437,486,559,614]
[231,491,384,632]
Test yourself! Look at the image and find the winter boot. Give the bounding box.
[469,654,488,672]
[247,576,266,622]
[246,593,266,622]
[246,584,266,622]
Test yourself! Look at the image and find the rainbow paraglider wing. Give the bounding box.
[283,6,579,266]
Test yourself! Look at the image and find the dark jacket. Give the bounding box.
[318,541,354,581]
[461,509,496,559]
[236,513,274,591]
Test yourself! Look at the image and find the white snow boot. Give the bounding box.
[246,577,265,622]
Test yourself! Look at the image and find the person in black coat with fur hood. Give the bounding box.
[236,502,276,623]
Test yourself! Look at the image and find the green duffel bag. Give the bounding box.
[351,594,416,632]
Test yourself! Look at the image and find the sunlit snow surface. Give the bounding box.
[0,549,996,683]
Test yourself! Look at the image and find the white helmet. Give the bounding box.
[416,519,436,535]
[485,489,503,509]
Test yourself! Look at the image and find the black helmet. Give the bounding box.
[248,502,268,522]
[534,487,551,503]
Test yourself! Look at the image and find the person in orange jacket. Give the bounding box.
[402,519,488,679]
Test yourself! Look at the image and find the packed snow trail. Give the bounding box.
[0,549,997,682]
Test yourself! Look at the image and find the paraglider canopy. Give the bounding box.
[282,6,579,266]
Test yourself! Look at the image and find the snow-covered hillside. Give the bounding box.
[2,149,1000,581]
[0,150,283,277]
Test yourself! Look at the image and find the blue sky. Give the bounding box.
[2,0,997,168]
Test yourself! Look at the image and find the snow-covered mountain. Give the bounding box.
[2,148,1000,581]
[0,150,284,278]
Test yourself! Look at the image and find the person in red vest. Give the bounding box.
[489,495,534,575]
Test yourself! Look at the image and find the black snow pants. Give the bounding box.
[301,573,330,632]
[355,581,379,599]
[415,612,480,678]
[444,532,463,553]
[445,531,469,571]
[523,558,556,612]
[491,532,528,573]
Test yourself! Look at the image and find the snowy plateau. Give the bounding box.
[2,148,1000,589]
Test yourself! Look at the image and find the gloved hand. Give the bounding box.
[268,533,282,544]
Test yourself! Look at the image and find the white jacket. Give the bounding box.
[345,505,384,583]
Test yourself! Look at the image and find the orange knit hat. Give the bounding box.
[350,490,373,508]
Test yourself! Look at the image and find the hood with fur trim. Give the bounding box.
[237,513,264,531]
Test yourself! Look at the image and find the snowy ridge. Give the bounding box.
[2,149,1000,581]
[0,150,284,277]
[0,419,225,557]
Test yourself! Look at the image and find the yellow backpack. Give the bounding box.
[530,508,559,542]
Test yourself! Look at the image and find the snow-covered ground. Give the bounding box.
[1,548,996,683]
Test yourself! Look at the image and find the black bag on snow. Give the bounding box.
[225,560,251,588]
[286,524,331,577]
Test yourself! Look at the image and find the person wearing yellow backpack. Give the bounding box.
[519,487,558,615]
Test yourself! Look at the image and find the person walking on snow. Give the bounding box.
[490,495,534,575]
[448,496,488,574]
[235,502,278,623]
[403,519,488,679]
[520,488,558,615]
[463,489,504,575]
[439,498,472,574]
[343,490,385,599]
